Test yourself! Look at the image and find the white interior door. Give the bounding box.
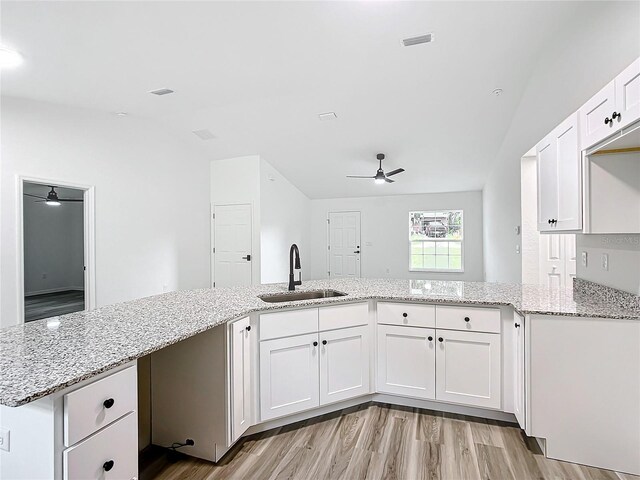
[213,204,252,287]
[539,234,576,288]
[328,211,361,278]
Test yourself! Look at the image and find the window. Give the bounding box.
[409,210,463,272]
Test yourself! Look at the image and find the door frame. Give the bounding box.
[326,210,362,278]
[211,202,254,288]
[17,175,96,323]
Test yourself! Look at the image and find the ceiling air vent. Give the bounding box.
[192,129,216,140]
[149,88,175,96]
[402,33,433,47]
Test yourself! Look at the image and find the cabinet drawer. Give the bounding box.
[63,411,138,480]
[377,302,435,328]
[64,366,137,447]
[319,303,368,331]
[436,305,500,333]
[260,308,318,341]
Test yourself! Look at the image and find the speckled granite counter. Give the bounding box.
[1,278,637,407]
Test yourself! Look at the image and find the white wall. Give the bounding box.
[23,197,84,295]
[259,159,311,284]
[1,97,211,328]
[210,155,262,285]
[309,191,483,281]
[576,234,640,295]
[483,1,640,283]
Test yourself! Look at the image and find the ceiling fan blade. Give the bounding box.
[59,199,83,202]
[24,193,47,200]
[385,168,405,177]
[385,178,395,183]
[346,175,375,179]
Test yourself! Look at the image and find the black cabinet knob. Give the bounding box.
[604,116,612,125]
[548,219,552,224]
[103,398,115,409]
[464,317,470,322]
[515,323,521,328]
[438,337,444,343]
[428,336,433,341]
[402,312,408,318]
[322,340,327,345]
[103,460,114,471]
[313,341,318,347]
[612,111,621,120]
[246,325,251,332]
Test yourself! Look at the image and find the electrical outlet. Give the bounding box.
[515,245,520,254]
[601,253,609,271]
[581,251,588,267]
[0,427,10,452]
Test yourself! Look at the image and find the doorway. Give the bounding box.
[212,203,253,287]
[20,179,95,322]
[327,211,361,278]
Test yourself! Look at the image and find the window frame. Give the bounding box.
[408,210,464,273]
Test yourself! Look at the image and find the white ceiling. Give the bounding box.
[2,1,582,199]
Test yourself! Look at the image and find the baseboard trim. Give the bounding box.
[25,287,84,297]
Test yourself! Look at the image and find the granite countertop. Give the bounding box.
[0,278,637,407]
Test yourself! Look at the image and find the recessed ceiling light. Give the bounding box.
[492,88,503,96]
[401,33,434,47]
[318,112,337,121]
[115,112,128,117]
[192,129,216,140]
[149,88,175,96]
[0,46,23,68]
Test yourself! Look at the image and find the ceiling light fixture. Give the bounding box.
[401,33,434,47]
[318,112,337,121]
[149,88,175,96]
[492,88,503,96]
[0,46,23,68]
[115,112,128,117]
[192,129,216,140]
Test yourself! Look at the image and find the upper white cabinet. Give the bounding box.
[536,112,582,232]
[580,58,640,149]
[435,329,501,409]
[319,325,370,405]
[260,332,320,421]
[230,316,252,443]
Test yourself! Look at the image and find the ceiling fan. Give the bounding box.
[24,186,82,206]
[347,153,405,184]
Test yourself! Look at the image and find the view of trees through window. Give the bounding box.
[409,210,463,271]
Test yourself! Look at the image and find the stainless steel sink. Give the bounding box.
[258,289,347,303]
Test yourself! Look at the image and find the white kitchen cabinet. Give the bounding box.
[377,324,436,400]
[435,329,501,409]
[230,316,252,443]
[580,58,640,149]
[536,112,581,232]
[260,333,319,421]
[513,315,526,430]
[319,325,370,405]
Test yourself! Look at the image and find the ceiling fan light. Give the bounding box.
[45,200,61,206]
[374,178,385,185]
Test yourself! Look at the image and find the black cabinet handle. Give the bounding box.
[464,317,470,322]
[103,398,115,409]
[402,312,408,318]
[103,460,114,471]
[515,323,521,328]
[322,340,327,345]
[428,336,433,341]
[313,341,318,347]
[246,325,251,332]
[604,116,612,125]
[612,111,621,121]
[548,219,552,224]
[242,255,251,261]
[438,337,444,343]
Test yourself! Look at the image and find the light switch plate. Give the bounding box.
[581,251,588,267]
[0,427,10,452]
[601,253,609,271]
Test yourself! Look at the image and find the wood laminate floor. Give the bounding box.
[24,290,84,322]
[150,402,639,480]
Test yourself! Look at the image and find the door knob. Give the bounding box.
[313,341,318,347]
[428,336,433,341]
[103,460,115,472]
[322,340,327,345]
[515,323,521,328]
[438,337,444,343]
[354,250,360,254]
[242,255,251,261]
[103,398,115,409]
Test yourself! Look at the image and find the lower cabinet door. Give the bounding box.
[230,316,252,443]
[319,325,370,405]
[260,333,319,421]
[435,329,501,409]
[63,412,137,480]
[513,316,526,430]
[377,324,436,400]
